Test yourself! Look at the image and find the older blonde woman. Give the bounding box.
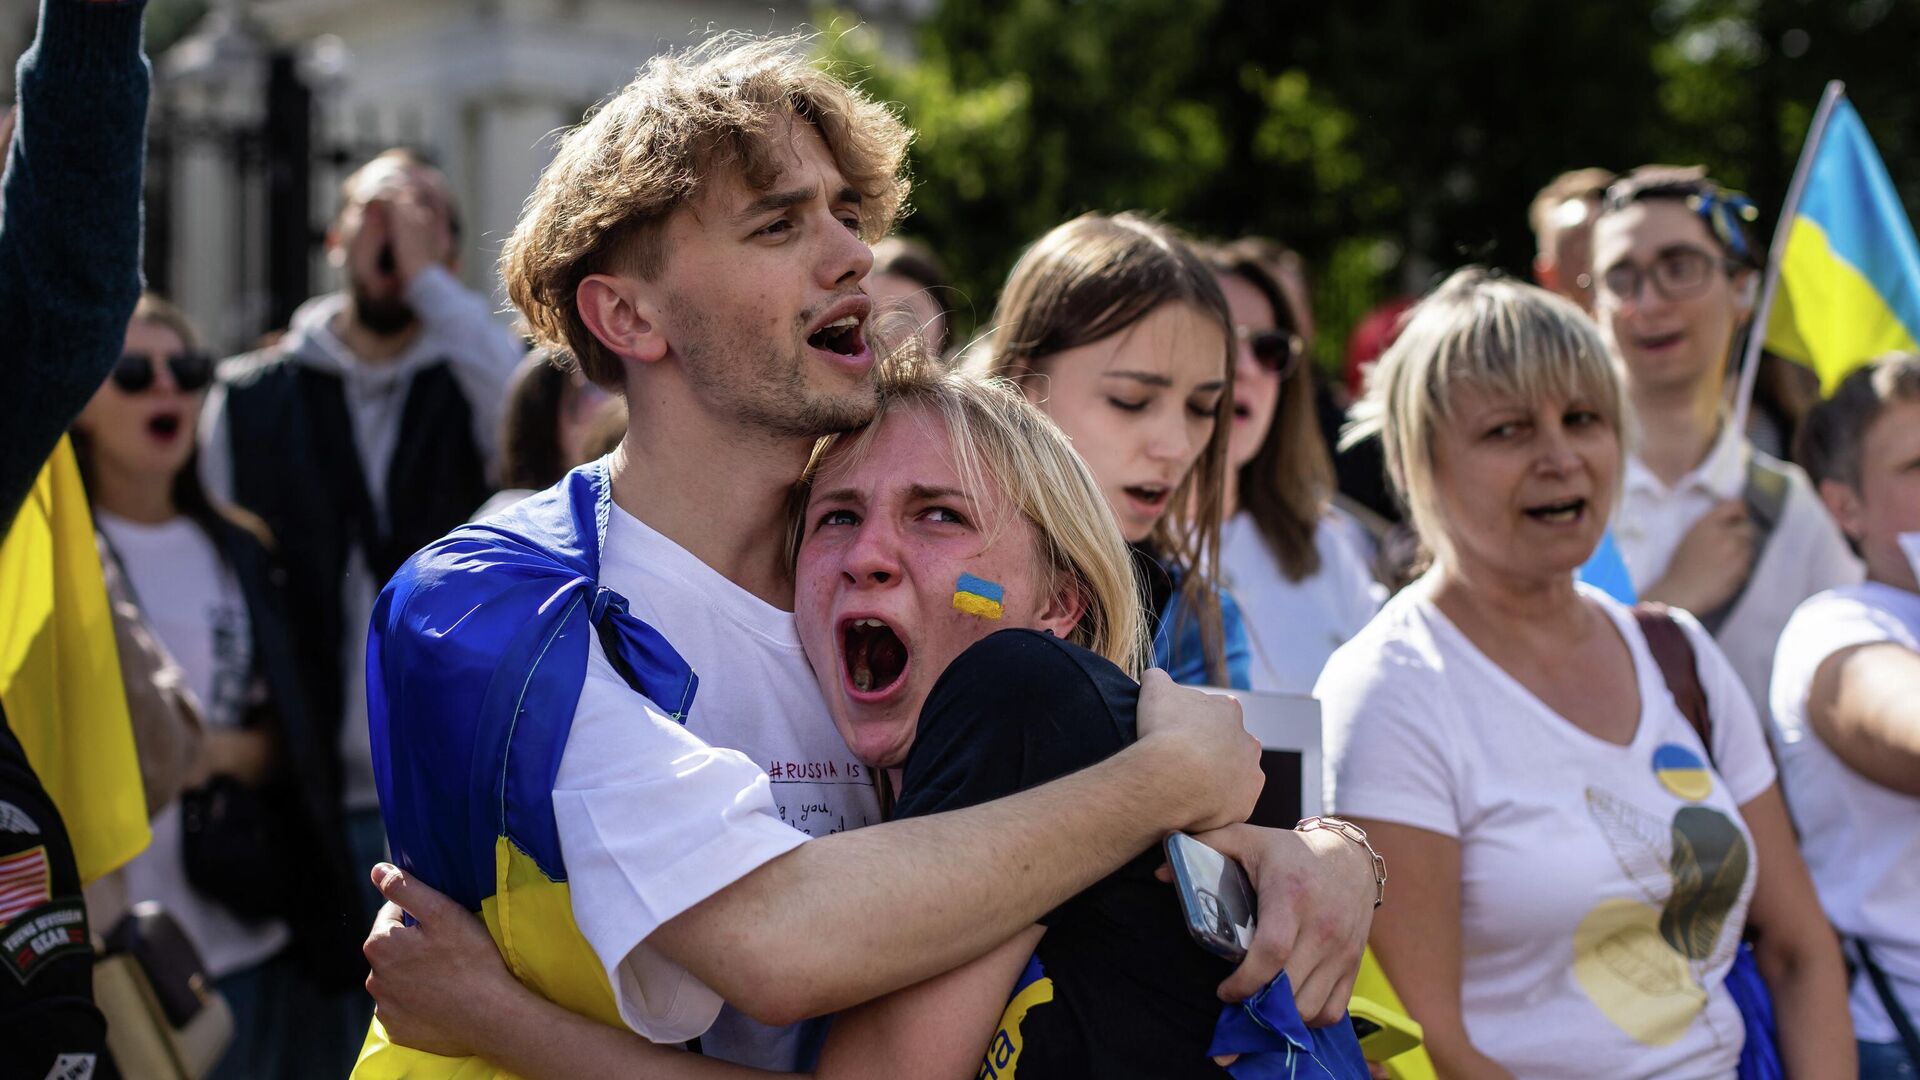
[1316,268,1851,1079]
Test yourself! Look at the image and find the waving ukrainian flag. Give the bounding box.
[1764,84,1920,393]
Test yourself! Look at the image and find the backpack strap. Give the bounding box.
[1633,603,1714,763]
[1697,454,1793,636]
[1856,938,1920,1068]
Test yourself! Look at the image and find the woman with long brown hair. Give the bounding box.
[966,212,1250,687]
[1207,243,1382,694]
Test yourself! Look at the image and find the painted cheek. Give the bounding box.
[952,573,1006,620]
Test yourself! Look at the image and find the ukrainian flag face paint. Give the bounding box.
[1651,744,1713,802]
[953,573,1005,620]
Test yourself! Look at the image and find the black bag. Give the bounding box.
[97,903,234,1078]
[178,775,300,922]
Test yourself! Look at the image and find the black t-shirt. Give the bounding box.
[894,629,1233,1079]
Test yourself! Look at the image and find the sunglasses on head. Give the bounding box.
[112,350,214,394]
[1236,326,1307,377]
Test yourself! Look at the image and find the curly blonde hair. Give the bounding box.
[502,34,913,389]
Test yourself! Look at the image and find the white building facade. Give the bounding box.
[155,0,923,351]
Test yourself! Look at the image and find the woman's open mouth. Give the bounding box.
[1523,497,1587,525]
[146,413,183,441]
[842,616,910,700]
[1123,484,1172,516]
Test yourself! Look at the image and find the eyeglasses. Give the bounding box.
[112,350,214,394]
[1235,326,1307,378]
[1598,247,1743,306]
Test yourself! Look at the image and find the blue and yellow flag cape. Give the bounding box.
[0,437,148,885]
[355,462,697,1078]
[1765,91,1920,393]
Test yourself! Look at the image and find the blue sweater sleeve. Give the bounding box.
[0,0,150,529]
[1151,582,1251,689]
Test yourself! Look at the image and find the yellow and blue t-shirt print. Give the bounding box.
[953,573,1005,620]
[1651,743,1713,802]
[1573,742,1751,1048]
[980,954,1053,1079]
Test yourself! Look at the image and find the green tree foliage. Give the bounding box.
[825,0,1920,359]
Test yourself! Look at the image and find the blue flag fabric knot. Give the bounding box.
[1209,975,1370,1079]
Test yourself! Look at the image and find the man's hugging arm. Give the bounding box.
[647,670,1264,1026]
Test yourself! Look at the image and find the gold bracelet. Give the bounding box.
[1296,816,1388,909]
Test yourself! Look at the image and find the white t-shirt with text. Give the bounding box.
[1769,582,1920,1043]
[97,512,292,979]
[1318,581,1774,1080]
[554,501,883,1070]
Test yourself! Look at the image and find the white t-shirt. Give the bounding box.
[1768,582,1920,1043]
[1616,424,1862,725]
[1318,581,1775,1080]
[1221,511,1384,694]
[97,512,291,979]
[555,501,883,1070]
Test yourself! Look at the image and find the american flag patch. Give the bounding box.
[0,846,51,924]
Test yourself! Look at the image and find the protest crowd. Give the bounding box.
[3,0,1918,1078]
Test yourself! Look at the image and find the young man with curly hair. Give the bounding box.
[356,35,1377,1076]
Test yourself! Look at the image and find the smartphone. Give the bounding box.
[1165,832,1257,962]
[1348,995,1424,1063]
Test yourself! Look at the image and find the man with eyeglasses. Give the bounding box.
[1589,164,1860,721]
[1528,167,1616,316]
[195,147,523,1039]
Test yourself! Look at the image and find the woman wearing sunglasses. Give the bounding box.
[72,294,362,1080]
[1206,246,1382,694]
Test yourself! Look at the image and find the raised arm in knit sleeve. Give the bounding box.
[0,0,149,528]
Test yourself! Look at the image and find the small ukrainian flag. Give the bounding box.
[953,573,1005,620]
[1765,86,1920,393]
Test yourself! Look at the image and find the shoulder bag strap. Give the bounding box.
[1856,938,1920,1067]
[1633,603,1714,762]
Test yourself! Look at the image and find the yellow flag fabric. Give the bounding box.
[0,437,149,884]
[1354,947,1437,1080]
[353,836,621,1079]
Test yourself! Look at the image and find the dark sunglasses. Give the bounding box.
[112,350,214,394]
[1236,326,1307,377]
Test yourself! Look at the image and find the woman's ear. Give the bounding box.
[578,274,669,367]
[1035,576,1088,640]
